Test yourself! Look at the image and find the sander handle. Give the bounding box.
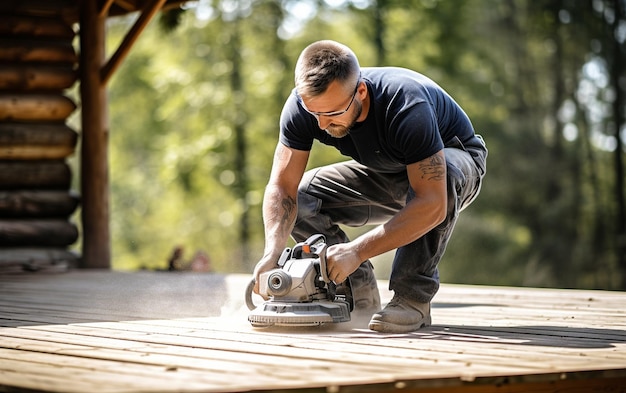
[301,234,331,284]
[315,242,330,284]
[277,247,292,267]
[293,234,330,283]
[244,278,256,311]
[292,234,331,283]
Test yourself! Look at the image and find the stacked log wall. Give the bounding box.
[0,4,81,273]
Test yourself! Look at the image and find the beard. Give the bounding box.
[324,100,362,138]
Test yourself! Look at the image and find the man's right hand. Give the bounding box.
[252,254,281,298]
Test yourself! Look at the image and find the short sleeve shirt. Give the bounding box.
[279,67,480,173]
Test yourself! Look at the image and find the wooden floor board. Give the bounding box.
[0,271,625,392]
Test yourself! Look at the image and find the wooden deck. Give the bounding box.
[0,271,625,393]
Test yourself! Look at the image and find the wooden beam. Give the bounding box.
[0,161,72,189]
[0,220,79,247]
[79,0,110,268]
[98,0,115,17]
[100,0,167,85]
[111,0,137,12]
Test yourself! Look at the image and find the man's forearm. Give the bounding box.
[261,184,297,260]
[352,196,446,263]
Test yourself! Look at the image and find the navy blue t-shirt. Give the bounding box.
[279,67,480,173]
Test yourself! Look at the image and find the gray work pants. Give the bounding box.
[292,139,487,303]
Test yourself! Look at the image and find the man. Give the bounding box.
[253,40,487,333]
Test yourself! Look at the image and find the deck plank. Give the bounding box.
[0,271,625,393]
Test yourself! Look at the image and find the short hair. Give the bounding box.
[295,40,361,98]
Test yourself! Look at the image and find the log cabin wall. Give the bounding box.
[0,2,81,273]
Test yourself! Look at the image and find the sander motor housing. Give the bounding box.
[246,234,353,327]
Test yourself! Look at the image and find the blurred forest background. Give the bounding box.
[70,0,626,290]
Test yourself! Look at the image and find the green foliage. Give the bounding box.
[100,0,625,289]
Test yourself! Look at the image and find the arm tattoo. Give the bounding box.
[419,155,446,181]
[281,195,296,225]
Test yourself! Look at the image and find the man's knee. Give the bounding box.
[295,168,321,220]
[296,190,321,221]
[444,148,483,211]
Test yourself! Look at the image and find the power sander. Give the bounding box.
[245,234,354,327]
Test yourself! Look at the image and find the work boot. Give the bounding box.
[368,294,431,333]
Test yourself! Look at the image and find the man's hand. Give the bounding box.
[326,243,363,284]
[252,254,281,299]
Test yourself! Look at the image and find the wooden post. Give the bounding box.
[79,0,109,268]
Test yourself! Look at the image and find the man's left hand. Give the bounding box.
[326,243,363,284]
